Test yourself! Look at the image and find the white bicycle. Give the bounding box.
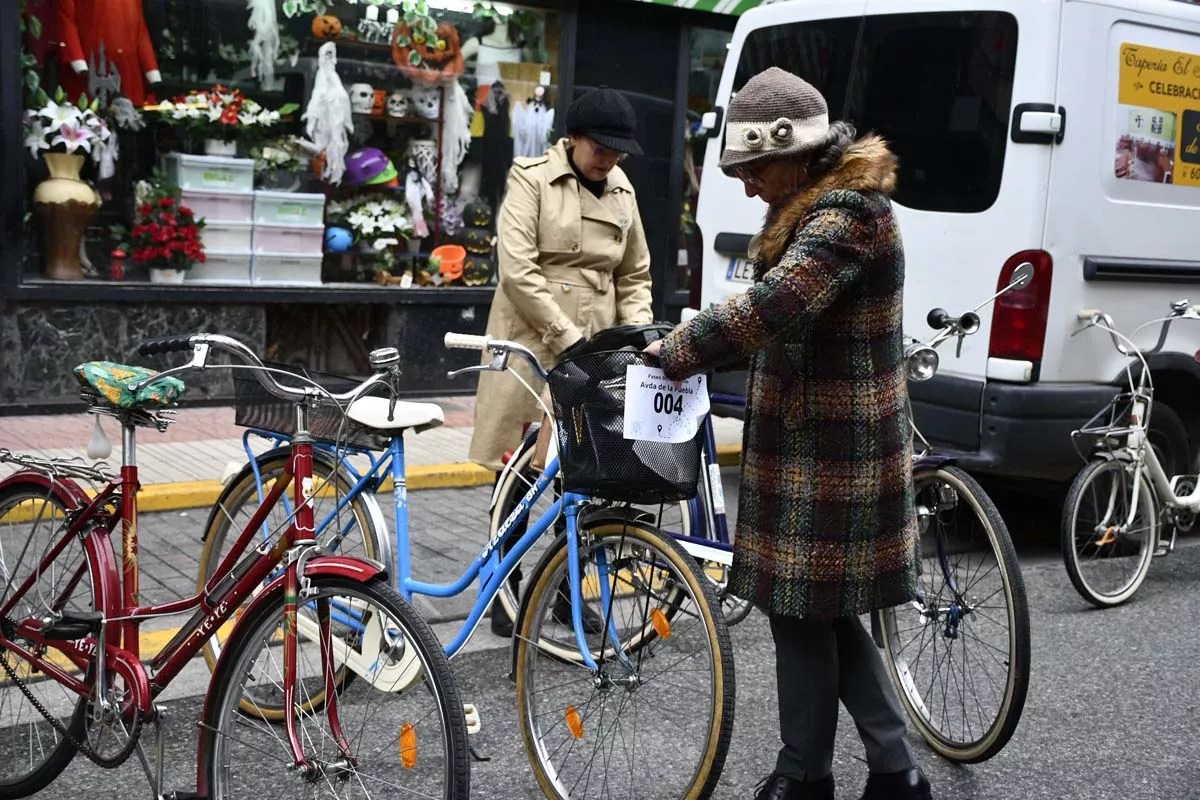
[1061,299,1200,607]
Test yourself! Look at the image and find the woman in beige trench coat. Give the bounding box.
[468,87,654,635]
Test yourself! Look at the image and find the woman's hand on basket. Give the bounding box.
[643,339,663,360]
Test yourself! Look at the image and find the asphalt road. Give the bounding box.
[10,479,1200,799]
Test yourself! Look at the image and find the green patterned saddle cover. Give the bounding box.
[73,362,187,409]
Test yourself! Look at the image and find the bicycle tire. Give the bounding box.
[199,574,470,800]
[514,519,735,799]
[1061,458,1158,608]
[196,449,384,720]
[875,465,1030,763]
[0,483,93,798]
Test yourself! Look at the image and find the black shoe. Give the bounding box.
[859,768,931,800]
[552,583,605,634]
[752,773,835,800]
[490,601,514,637]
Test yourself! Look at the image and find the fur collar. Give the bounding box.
[758,134,898,267]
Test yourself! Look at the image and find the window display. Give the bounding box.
[17,0,561,290]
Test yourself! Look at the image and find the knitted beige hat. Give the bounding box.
[719,67,830,172]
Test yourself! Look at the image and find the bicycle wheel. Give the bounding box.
[1061,458,1158,608]
[200,574,469,800]
[514,519,735,799]
[197,449,383,719]
[874,464,1030,763]
[0,483,94,797]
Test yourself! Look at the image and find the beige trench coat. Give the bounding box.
[468,138,654,470]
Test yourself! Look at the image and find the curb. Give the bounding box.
[6,445,742,517]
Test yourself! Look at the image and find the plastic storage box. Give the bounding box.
[164,153,255,193]
[252,252,323,286]
[181,189,254,223]
[253,191,327,227]
[200,220,253,251]
[252,223,325,255]
[187,250,252,284]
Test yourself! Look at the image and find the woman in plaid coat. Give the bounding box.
[647,67,930,800]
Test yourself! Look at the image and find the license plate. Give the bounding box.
[725,258,754,284]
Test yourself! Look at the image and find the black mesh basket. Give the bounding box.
[546,348,703,505]
[232,362,389,451]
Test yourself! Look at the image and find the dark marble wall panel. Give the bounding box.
[0,301,265,409]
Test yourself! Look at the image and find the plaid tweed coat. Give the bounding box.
[659,135,919,620]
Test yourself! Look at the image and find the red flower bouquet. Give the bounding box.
[131,179,207,274]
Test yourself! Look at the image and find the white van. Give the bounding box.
[689,0,1200,486]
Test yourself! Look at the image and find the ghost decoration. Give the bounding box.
[348,83,375,115]
[302,42,354,184]
[410,85,441,119]
[247,0,280,90]
[404,157,434,239]
[387,90,411,119]
[439,79,473,195]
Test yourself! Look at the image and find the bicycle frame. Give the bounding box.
[0,412,379,786]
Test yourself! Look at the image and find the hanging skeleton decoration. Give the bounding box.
[302,42,354,184]
[404,156,435,239]
[247,0,281,90]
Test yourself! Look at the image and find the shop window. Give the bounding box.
[731,11,1018,214]
[15,0,561,290]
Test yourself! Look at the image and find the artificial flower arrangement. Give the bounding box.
[22,87,115,165]
[151,85,299,149]
[129,172,207,281]
[328,196,414,250]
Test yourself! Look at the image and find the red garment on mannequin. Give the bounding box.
[56,0,161,107]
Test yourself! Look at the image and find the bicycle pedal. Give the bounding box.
[463,702,482,735]
[40,611,103,641]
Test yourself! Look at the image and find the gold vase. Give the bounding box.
[32,153,102,281]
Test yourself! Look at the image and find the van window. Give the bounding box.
[731,11,1019,214]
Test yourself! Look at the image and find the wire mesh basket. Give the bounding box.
[232,362,389,451]
[546,348,703,505]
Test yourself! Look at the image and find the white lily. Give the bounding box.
[51,123,95,154]
[24,122,49,158]
[38,100,82,132]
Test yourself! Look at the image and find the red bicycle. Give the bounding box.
[0,333,469,800]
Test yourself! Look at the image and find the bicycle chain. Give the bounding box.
[0,624,143,769]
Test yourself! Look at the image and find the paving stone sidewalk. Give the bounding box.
[0,396,744,486]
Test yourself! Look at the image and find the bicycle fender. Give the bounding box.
[0,470,93,510]
[912,453,957,473]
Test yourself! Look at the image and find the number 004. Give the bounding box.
[653,392,684,416]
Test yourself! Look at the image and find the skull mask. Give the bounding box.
[348,83,375,115]
[387,91,411,118]
[411,85,441,119]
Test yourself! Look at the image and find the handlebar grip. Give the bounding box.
[444,332,491,351]
[137,336,194,356]
[1077,309,1101,322]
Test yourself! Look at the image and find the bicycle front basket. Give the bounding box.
[546,349,703,505]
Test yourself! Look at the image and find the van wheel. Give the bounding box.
[1147,402,1191,478]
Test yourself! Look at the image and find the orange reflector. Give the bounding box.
[566,706,584,739]
[1096,527,1118,547]
[651,608,671,639]
[399,722,417,768]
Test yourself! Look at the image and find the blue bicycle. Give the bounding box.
[197,333,736,800]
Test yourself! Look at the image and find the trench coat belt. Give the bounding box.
[539,264,612,294]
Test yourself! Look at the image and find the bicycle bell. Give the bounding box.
[369,347,401,369]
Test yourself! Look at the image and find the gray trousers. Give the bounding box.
[769,613,915,780]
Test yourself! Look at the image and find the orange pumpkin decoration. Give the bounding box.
[392,21,463,85]
[312,15,342,40]
[372,89,387,116]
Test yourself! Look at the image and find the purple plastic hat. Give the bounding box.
[345,147,389,185]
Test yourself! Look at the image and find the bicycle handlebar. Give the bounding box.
[1074,299,1200,359]
[134,333,392,406]
[442,333,549,383]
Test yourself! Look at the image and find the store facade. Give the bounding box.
[0,0,742,412]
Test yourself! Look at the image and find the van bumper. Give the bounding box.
[909,376,1120,484]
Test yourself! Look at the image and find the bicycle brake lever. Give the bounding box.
[387,367,401,422]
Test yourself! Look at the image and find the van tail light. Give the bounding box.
[987,250,1053,364]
